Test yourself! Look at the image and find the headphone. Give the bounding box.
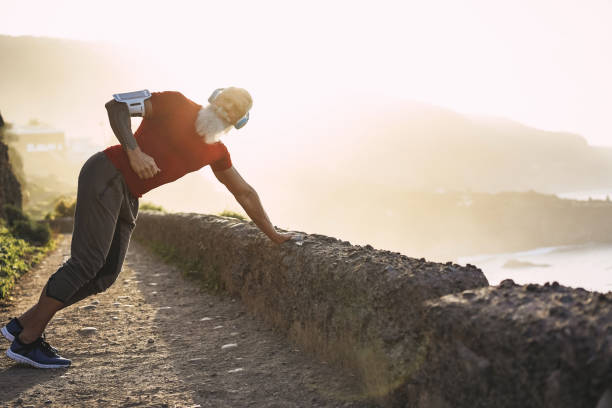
[208,88,250,129]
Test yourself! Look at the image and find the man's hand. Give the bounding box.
[127,148,161,179]
[271,232,294,245]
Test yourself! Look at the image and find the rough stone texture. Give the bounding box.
[132,211,489,402]
[0,139,22,217]
[405,280,612,408]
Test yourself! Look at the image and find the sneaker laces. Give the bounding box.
[39,334,59,356]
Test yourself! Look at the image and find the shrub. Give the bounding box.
[2,204,51,246]
[53,197,76,218]
[3,204,28,227]
[140,202,165,212]
[11,219,51,246]
[0,224,55,299]
[218,210,247,221]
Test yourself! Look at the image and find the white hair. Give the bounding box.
[195,105,232,144]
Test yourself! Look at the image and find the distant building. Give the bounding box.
[4,124,72,180]
[7,125,66,154]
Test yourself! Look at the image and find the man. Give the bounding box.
[2,87,293,368]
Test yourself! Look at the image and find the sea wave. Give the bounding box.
[458,243,612,293]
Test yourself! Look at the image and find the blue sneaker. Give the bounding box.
[6,335,71,368]
[1,317,23,342]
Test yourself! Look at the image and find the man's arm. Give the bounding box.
[213,166,292,244]
[105,98,160,179]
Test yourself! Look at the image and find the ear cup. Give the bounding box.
[235,112,249,129]
[209,87,252,129]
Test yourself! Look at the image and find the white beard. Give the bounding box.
[195,106,231,144]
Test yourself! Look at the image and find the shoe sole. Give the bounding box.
[5,349,70,369]
[1,326,14,342]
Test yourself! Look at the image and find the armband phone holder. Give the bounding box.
[113,89,151,117]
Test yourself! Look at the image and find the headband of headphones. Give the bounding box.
[208,88,250,129]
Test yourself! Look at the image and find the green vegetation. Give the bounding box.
[52,197,76,218]
[141,239,224,293]
[3,204,51,246]
[139,202,166,212]
[0,220,55,299]
[218,210,247,221]
[24,179,77,221]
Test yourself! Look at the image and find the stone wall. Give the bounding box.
[132,211,611,407]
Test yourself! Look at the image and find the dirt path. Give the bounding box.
[0,234,369,408]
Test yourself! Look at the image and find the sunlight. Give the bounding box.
[3,0,610,145]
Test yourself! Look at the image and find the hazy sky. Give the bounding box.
[2,0,611,146]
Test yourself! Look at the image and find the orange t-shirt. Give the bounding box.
[103,91,232,198]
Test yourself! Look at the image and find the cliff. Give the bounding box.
[316,189,612,261]
[132,212,612,407]
[0,124,22,217]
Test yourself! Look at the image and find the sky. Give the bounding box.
[1,0,611,146]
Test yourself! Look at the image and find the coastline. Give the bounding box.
[458,242,612,293]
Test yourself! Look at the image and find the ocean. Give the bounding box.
[557,188,612,201]
[457,243,612,293]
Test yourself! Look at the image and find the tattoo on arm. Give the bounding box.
[105,100,138,151]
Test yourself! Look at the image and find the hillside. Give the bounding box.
[284,98,612,194]
[2,34,612,197]
[3,34,612,260]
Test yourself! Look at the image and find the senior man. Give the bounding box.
[2,87,293,368]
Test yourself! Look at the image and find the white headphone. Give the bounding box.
[208,88,250,129]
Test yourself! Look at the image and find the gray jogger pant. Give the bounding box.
[46,151,139,306]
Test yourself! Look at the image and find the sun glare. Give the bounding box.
[2,0,611,145]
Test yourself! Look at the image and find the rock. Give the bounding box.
[213,325,223,330]
[499,279,516,289]
[79,327,97,335]
[90,300,100,305]
[221,343,238,350]
[421,283,612,408]
[0,140,22,218]
[79,304,97,311]
[111,316,119,321]
[200,317,213,321]
[462,291,476,300]
[112,302,121,307]
[117,296,130,300]
[147,338,154,344]
[189,358,204,362]
[227,368,244,373]
[158,306,171,310]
